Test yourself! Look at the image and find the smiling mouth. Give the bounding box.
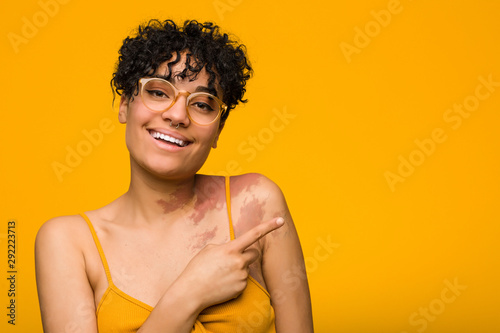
[149,130,190,147]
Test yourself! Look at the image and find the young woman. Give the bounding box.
[35,19,313,332]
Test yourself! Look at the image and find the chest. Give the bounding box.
[88,209,231,308]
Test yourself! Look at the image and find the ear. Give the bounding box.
[212,121,225,149]
[118,95,129,124]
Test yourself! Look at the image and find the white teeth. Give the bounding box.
[150,131,187,147]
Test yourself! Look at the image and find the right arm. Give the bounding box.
[35,216,98,333]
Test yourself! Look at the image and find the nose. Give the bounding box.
[161,91,191,127]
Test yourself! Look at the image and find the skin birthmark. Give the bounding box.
[156,187,194,214]
[189,177,225,224]
[239,196,266,229]
[230,173,262,197]
[189,226,218,251]
[157,199,177,214]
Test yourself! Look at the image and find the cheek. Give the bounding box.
[124,123,134,151]
[123,108,151,153]
[124,118,141,149]
[195,126,220,149]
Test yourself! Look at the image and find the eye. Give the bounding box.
[191,101,216,112]
[189,94,220,113]
[146,89,170,99]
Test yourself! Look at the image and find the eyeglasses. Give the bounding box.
[139,77,227,126]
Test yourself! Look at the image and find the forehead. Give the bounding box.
[155,53,207,82]
[153,52,222,97]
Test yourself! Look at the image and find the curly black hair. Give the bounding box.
[111,19,253,122]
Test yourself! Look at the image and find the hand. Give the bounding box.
[176,217,285,311]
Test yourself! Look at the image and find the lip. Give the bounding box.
[147,128,193,151]
[147,128,191,142]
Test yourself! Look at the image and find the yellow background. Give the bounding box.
[1,0,499,332]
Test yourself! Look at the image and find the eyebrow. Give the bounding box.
[149,74,219,97]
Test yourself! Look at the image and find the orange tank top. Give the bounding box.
[81,176,276,332]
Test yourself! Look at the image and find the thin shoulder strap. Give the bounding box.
[80,212,113,284]
[225,176,235,240]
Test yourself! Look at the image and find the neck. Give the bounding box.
[119,159,198,225]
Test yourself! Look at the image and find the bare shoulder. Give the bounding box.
[230,173,285,202]
[230,173,290,237]
[35,214,94,292]
[36,214,86,238]
[35,214,89,254]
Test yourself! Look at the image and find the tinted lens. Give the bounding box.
[187,93,221,124]
[142,79,175,111]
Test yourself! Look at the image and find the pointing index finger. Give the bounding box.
[230,217,284,252]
